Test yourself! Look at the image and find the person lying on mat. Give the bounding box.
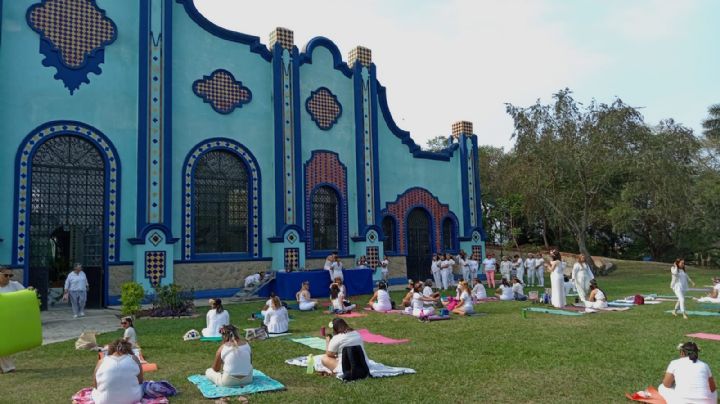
[92,338,143,404]
[584,280,608,309]
[445,281,474,316]
[319,318,370,374]
[330,283,356,313]
[296,281,318,311]
[471,277,487,300]
[658,342,716,404]
[495,278,514,301]
[202,298,230,338]
[695,278,720,303]
[206,324,253,387]
[368,281,393,312]
[263,296,289,334]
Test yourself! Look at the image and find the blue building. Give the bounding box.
[0,0,485,308]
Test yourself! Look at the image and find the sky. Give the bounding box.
[195,0,720,150]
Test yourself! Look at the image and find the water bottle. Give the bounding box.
[306,354,314,374]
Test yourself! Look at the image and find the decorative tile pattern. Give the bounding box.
[472,245,482,261]
[15,122,119,264]
[304,151,348,255]
[284,248,299,270]
[360,73,375,225]
[147,31,164,223]
[366,246,379,269]
[149,231,162,246]
[466,137,477,227]
[306,87,342,130]
[280,56,297,224]
[27,0,118,93]
[383,188,451,253]
[348,46,372,67]
[192,69,252,114]
[269,27,294,50]
[183,139,260,260]
[144,251,166,288]
[452,121,473,138]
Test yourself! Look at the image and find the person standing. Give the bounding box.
[440,253,453,290]
[671,258,694,320]
[482,254,497,288]
[546,250,565,308]
[331,255,344,283]
[64,263,89,319]
[525,253,535,286]
[430,254,441,290]
[468,253,479,281]
[535,254,546,288]
[457,251,469,282]
[513,255,524,285]
[324,252,337,281]
[0,266,26,373]
[500,256,512,282]
[380,256,390,282]
[572,255,593,302]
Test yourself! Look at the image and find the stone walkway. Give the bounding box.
[41,308,122,345]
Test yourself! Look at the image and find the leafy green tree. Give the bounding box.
[424,135,451,152]
[702,103,720,141]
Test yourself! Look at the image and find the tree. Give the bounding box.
[505,89,646,273]
[702,103,720,141]
[424,135,451,152]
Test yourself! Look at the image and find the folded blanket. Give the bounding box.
[187,370,285,399]
[686,333,720,341]
[72,388,168,404]
[522,307,584,316]
[291,337,327,351]
[357,329,409,344]
[285,356,415,379]
[665,310,720,317]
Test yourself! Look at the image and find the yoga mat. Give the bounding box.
[286,356,416,379]
[625,386,667,404]
[523,307,584,316]
[357,329,409,344]
[665,310,720,317]
[701,304,720,310]
[363,307,408,314]
[322,311,367,318]
[187,370,285,399]
[608,302,634,307]
[291,337,326,351]
[424,315,451,321]
[686,333,720,341]
[199,336,222,342]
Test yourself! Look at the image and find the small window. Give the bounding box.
[312,186,339,250]
[382,216,395,252]
[442,218,454,251]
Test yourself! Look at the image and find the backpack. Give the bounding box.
[633,295,644,305]
[341,345,370,381]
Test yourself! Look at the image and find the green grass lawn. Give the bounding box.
[5,261,720,403]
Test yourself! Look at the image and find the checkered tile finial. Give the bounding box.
[348,46,372,67]
[452,121,474,138]
[269,27,294,50]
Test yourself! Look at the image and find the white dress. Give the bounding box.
[298,291,316,311]
[263,306,289,334]
[372,289,392,312]
[91,354,143,404]
[572,262,592,302]
[584,290,608,309]
[431,260,441,289]
[202,309,230,337]
[331,262,344,282]
[550,260,565,308]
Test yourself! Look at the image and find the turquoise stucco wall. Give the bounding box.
[0,0,139,265]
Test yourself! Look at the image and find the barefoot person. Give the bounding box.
[368,281,392,312]
[263,296,289,334]
[572,255,594,302]
[658,342,716,403]
[671,258,694,319]
[448,281,474,316]
[206,325,253,387]
[584,280,608,310]
[546,250,565,308]
[319,319,370,377]
[696,278,720,303]
[0,266,26,373]
[296,281,318,311]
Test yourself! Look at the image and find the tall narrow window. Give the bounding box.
[442,218,454,251]
[382,216,396,253]
[312,186,339,251]
[194,151,248,253]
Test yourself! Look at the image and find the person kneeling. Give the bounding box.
[92,339,143,404]
[263,296,289,334]
[205,325,253,387]
[319,319,370,380]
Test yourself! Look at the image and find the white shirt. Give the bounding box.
[263,306,289,334]
[513,258,523,269]
[91,354,142,404]
[431,260,440,273]
[472,283,486,299]
[468,259,479,272]
[525,259,534,270]
[500,261,512,273]
[244,274,261,288]
[411,292,424,311]
[594,289,606,302]
[376,289,391,308]
[123,327,137,347]
[535,258,545,270]
[459,291,473,312]
[202,309,230,337]
[499,285,514,300]
[422,286,433,297]
[380,259,389,271]
[440,260,451,270]
[323,259,333,271]
[64,271,88,292]
[221,343,253,376]
[666,357,714,402]
[482,258,496,271]
[512,283,524,297]
[0,280,25,294]
[326,331,368,373]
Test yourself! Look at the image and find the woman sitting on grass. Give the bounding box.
[410,282,438,317]
[446,281,474,316]
[658,342,716,403]
[495,278,514,301]
[512,277,527,301]
[92,339,143,404]
[296,281,318,311]
[202,298,230,338]
[263,296,289,334]
[368,281,393,312]
[584,280,608,309]
[695,277,720,303]
[120,317,138,349]
[206,325,253,387]
[471,277,487,300]
[330,283,356,313]
[319,318,370,375]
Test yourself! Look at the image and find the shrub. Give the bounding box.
[120,282,146,316]
[148,284,195,317]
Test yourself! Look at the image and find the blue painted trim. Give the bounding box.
[163,0,174,226]
[174,0,272,62]
[306,183,349,258]
[403,205,437,255]
[174,257,273,264]
[376,82,459,161]
[271,43,285,235]
[128,224,179,245]
[192,68,252,114]
[469,135,487,241]
[268,224,307,243]
[298,36,353,78]
[291,47,304,230]
[13,121,122,307]
[369,65,382,226]
[136,0,150,231]
[353,63,367,232]
[380,214,398,253]
[305,86,342,130]
[459,136,471,236]
[350,224,383,242]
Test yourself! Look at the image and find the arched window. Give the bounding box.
[311,186,339,251]
[442,217,454,251]
[382,216,396,253]
[194,150,248,253]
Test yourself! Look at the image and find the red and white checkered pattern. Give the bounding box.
[269,27,294,50]
[306,88,341,130]
[348,46,372,67]
[193,71,251,114]
[384,188,451,253]
[452,121,473,138]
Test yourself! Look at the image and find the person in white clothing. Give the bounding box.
[380,256,390,282]
[206,325,253,387]
[468,254,479,281]
[202,298,230,337]
[319,319,371,375]
[356,256,369,269]
[495,278,514,301]
[695,278,720,303]
[244,272,262,288]
[499,256,512,282]
[330,283,355,313]
[513,255,524,285]
[120,317,138,349]
[525,253,536,286]
[572,255,593,302]
[584,281,608,309]
[324,252,338,280]
[410,283,437,317]
[448,281,474,315]
[658,342,717,404]
[296,281,318,311]
[263,296,289,334]
[368,281,393,312]
[440,253,453,290]
[0,266,26,373]
[64,263,89,318]
[671,258,694,319]
[482,254,497,288]
[430,254,442,290]
[91,338,143,404]
[457,251,470,282]
[331,256,344,282]
[512,277,527,301]
[471,278,487,300]
[534,255,545,287]
[545,250,565,308]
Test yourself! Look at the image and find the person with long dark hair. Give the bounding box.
[545,250,565,308]
[659,342,716,403]
[670,258,695,319]
[583,280,608,309]
[368,281,392,312]
[202,298,230,337]
[319,318,369,374]
[206,324,253,387]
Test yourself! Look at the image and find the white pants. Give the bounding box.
[441,269,452,290]
[462,267,470,282]
[432,270,441,290]
[69,290,87,316]
[0,356,15,373]
[658,383,717,404]
[673,286,686,313]
[526,267,535,285]
[516,268,524,284]
[697,296,720,303]
[372,302,392,312]
[536,269,545,287]
[412,307,434,317]
[299,301,317,311]
[205,368,253,387]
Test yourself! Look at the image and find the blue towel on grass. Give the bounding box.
[608,302,634,307]
[523,307,584,316]
[665,310,720,317]
[291,336,326,351]
[187,370,285,398]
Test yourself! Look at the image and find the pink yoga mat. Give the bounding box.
[322,311,367,318]
[686,333,720,341]
[363,307,407,314]
[357,328,409,344]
